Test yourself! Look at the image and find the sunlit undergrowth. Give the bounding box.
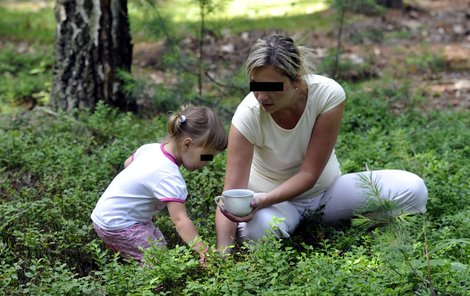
[129,0,331,41]
[1,83,469,294]
[0,42,54,114]
[0,5,55,43]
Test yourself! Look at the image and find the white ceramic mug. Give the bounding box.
[214,189,254,217]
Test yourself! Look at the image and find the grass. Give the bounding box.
[0,0,331,43]
[129,0,332,41]
[130,0,328,24]
[0,5,55,43]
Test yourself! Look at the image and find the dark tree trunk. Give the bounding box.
[376,0,403,9]
[52,0,136,112]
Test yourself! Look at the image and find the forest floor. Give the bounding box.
[133,0,470,112]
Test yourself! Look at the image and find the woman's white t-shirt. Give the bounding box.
[232,74,346,200]
[91,143,187,231]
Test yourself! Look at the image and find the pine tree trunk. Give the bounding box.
[52,0,136,112]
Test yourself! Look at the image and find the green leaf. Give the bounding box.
[450,262,469,272]
[430,239,470,254]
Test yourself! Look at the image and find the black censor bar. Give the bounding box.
[200,154,214,161]
[250,82,283,92]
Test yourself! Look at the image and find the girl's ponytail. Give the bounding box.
[167,112,187,138]
[164,105,227,152]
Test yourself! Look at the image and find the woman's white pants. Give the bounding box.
[237,170,428,242]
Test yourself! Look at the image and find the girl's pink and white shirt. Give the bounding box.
[91,143,187,231]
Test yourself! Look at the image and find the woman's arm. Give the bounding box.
[223,125,254,189]
[124,155,133,168]
[257,102,345,209]
[215,124,254,251]
[167,202,206,254]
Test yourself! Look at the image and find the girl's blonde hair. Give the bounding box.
[246,33,316,81]
[166,105,227,151]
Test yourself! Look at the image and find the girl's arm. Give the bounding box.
[167,202,206,254]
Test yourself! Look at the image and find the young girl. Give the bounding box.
[91,105,228,262]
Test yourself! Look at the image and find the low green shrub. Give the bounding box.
[0,43,53,112]
[1,83,468,294]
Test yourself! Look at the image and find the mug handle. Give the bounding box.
[214,196,224,211]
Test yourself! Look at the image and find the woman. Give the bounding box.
[215,34,428,252]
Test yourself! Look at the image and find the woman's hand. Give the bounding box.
[219,192,266,223]
[219,206,256,223]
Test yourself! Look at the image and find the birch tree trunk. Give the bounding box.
[52,0,136,112]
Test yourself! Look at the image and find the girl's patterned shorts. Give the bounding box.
[93,222,167,261]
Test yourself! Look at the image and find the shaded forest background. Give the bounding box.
[1,0,469,115]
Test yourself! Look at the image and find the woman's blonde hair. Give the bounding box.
[246,33,316,81]
[166,105,227,151]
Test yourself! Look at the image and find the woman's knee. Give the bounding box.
[403,172,428,213]
[239,208,296,241]
[381,170,428,214]
[241,214,282,241]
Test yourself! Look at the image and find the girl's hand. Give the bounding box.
[198,247,208,267]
